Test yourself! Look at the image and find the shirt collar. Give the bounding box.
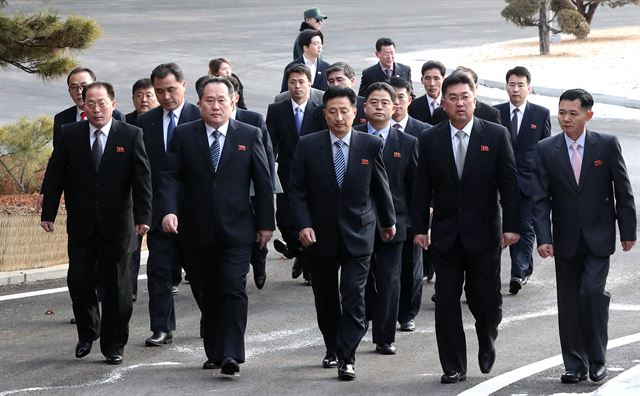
[330,130,352,147]
[394,114,409,130]
[89,119,113,137]
[367,122,391,141]
[206,120,229,137]
[231,108,238,120]
[303,55,317,66]
[564,128,586,148]
[427,94,441,107]
[379,63,393,73]
[291,99,308,112]
[163,101,185,121]
[509,100,527,115]
[449,117,474,139]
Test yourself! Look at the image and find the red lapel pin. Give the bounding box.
[116,146,125,153]
[530,124,537,129]
[594,160,603,167]
[361,159,369,165]
[393,152,401,158]
[480,145,490,152]
[238,144,247,151]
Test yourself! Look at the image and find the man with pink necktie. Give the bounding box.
[532,88,636,385]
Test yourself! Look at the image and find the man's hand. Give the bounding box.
[256,230,274,249]
[298,227,316,247]
[136,224,150,236]
[382,225,396,241]
[162,214,178,234]
[40,221,54,232]
[621,240,636,251]
[537,243,554,258]
[501,232,520,248]
[414,233,430,250]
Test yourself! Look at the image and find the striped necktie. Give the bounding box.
[334,140,346,189]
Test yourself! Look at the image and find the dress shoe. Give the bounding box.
[338,363,356,381]
[145,331,173,346]
[589,362,607,382]
[220,357,240,376]
[441,371,466,383]
[254,273,266,290]
[70,317,77,324]
[132,294,137,303]
[105,354,123,365]
[478,347,496,374]
[431,293,436,302]
[509,277,523,295]
[203,360,221,370]
[400,319,415,332]
[322,355,338,368]
[171,285,179,295]
[375,343,397,355]
[560,369,588,383]
[291,257,303,279]
[75,341,93,358]
[273,239,295,259]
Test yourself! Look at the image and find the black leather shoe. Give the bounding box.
[203,360,221,369]
[291,257,303,279]
[105,354,123,365]
[322,355,338,368]
[338,363,356,381]
[560,369,588,383]
[220,357,240,376]
[431,293,436,302]
[75,341,92,358]
[478,347,496,374]
[145,331,173,346]
[253,260,266,290]
[441,371,466,383]
[273,239,295,259]
[375,343,397,355]
[400,319,415,332]
[589,363,607,382]
[70,317,77,324]
[171,285,179,295]
[509,278,523,295]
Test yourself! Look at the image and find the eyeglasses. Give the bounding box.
[445,94,473,103]
[84,99,112,109]
[68,84,88,92]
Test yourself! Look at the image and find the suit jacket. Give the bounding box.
[432,101,501,125]
[354,125,418,242]
[311,95,367,133]
[532,130,636,259]
[125,110,138,125]
[41,120,152,247]
[52,105,126,149]
[412,118,519,254]
[280,57,331,93]
[289,130,396,257]
[358,62,412,97]
[274,87,324,104]
[401,116,431,140]
[495,101,551,196]
[137,102,201,229]
[158,119,275,249]
[235,108,279,191]
[408,94,439,125]
[266,98,321,191]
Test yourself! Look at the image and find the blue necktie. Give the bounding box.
[294,106,303,135]
[167,111,176,148]
[334,140,346,189]
[210,130,220,171]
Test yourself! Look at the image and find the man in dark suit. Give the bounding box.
[292,7,327,60]
[281,29,330,93]
[289,86,396,381]
[311,62,367,132]
[387,76,431,331]
[532,88,636,384]
[432,66,501,125]
[137,63,202,348]
[358,37,412,97]
[40,82,152,365]
[355,82,418,356]
[412,72,520,383]
[494,66,551,295]
[159,76,274,377]
[408,60,446,126]
[267,64,320,283]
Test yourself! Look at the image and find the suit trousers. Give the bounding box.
[197,244,252,364]
[555,233,610,371]
[398,235,424,324]
[67,234,132,357]
[509,193,535,279]
[309,250,370,364]
[369,240,403,345]
[430,237,502,373]
[130,235,143,298]
[146,230,179,332]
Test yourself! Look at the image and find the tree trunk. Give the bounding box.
[538,0,550,55]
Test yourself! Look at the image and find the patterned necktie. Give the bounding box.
[431,99,438,115]
[210,129,221,171]
[334,140,346,189]
[455,130,467,179]
[392,123,402,131]
[571,142,582,184]
[384,68,392,79]
[91,130,103,170]
[374,131,385,148]
[167,111,176,148]
[294,106,303,135]
[80,111,87,121]
[510,108,519,142]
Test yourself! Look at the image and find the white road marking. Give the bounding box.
[458,333,640,396]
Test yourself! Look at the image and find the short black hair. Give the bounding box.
[454,66,478,84]
[66,67,96,85]
[194,75,209,93]
[325,62,356,79]
[387,76,413,95]
[224,75,241,94]
[195,76,235,100]
[131,78,152,96]
[363,82,397,103]
[421,60,446,77]
[505,66,531,84]
[208,57,230,76]
[82,81,115,101]
[298,29,324,50]
[559,88,594,110]
[285,63,312,82]
[375,37,395,52]
[150,63,185,84]
[441,72,476,96]
[323,86,357,107]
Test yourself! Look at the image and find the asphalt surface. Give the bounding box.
[1,1,639,395]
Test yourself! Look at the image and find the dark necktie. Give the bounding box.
[374,131,385,148]
[392,123,402,132]
[385,68,392,79]
[334,140,346,189]
[210,129,221,171]
[91,130,103,170]
[167,111,176,149]
[510,109,519,142]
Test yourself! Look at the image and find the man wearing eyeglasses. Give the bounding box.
[412,71,520,384]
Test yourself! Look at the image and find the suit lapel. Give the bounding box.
[99,121,119,172]
[578,130,598,189]
[282,102,298,141]
[383,128,399,161]
[318,131,339,192]
[343,130,362,193]
[194,121,214,174]
[516,102,533,143]
[217,120,237,173]
[300,101,317,135]
[460,119,483,182]
[554,134,578,189]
